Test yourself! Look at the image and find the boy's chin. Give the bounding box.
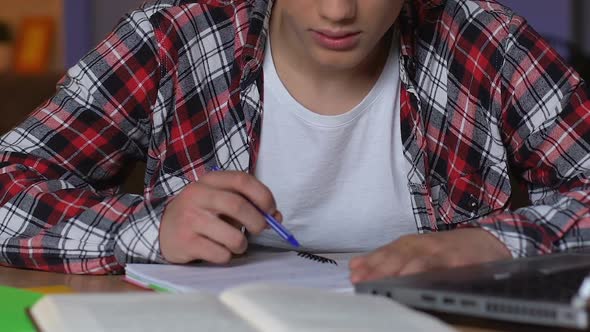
[309,51,368,72]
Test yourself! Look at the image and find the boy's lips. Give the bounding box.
[310,29,361,51]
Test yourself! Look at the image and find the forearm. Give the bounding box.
[484,10,590,258]
[469,184,590,258]
[0,163,170,274]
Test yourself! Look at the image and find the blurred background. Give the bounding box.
[0,0,588,133]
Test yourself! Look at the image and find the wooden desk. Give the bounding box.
[0,266,141,293]
[0,266,579,332]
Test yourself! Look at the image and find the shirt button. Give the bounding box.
[468,195,478,211]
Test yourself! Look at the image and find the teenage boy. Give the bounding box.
[0,0,588,283]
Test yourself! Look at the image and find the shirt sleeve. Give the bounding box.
[469,15,590,258]
[0,8,169,274]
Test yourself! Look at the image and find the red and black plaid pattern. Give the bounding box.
[0,0,589,274]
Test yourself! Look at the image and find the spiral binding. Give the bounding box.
[297,252,338,265]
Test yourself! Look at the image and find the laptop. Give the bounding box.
[354,250,590,329]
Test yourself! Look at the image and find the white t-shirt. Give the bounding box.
[250,39,415,252]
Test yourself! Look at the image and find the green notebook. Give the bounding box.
[0,285,43,332]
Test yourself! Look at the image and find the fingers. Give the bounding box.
[200,170,278,216]
[349,234,447,283]
[397,256,445,276]
[198,188,268,235]
[161,212,247,264]
[188,236,233,264]
[192,210,248,254]
[160,215,242,263]
[349,230,513,284]
[272,210,283,223]
[349,243,409,283]
[160,171,281,265]
[350,255,433,283]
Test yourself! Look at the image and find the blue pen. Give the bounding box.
[210,166,300,247]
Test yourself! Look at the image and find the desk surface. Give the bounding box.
[0,266,578,332]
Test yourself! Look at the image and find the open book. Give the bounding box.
[30,283,457,332]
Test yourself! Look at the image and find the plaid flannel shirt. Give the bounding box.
[0,0,589,274]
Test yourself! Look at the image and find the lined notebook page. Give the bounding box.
[126,251,354,294]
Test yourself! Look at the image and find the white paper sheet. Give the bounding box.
[126,250,355,294]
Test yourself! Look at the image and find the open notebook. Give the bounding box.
[30,283,457,332]
[125,250,354,293]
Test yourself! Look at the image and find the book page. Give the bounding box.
[31,292,258,332]
[220,283,457,332]
[126,250,354,294]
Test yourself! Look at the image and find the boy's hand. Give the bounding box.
[159,170,281,264]
[349,228,512,283]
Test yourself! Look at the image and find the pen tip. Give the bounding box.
[288,236,300,248]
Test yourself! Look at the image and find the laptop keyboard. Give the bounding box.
[433,266,590,302]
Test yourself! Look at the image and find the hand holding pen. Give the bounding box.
[159,166,298,265]
[210,166,300,247]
